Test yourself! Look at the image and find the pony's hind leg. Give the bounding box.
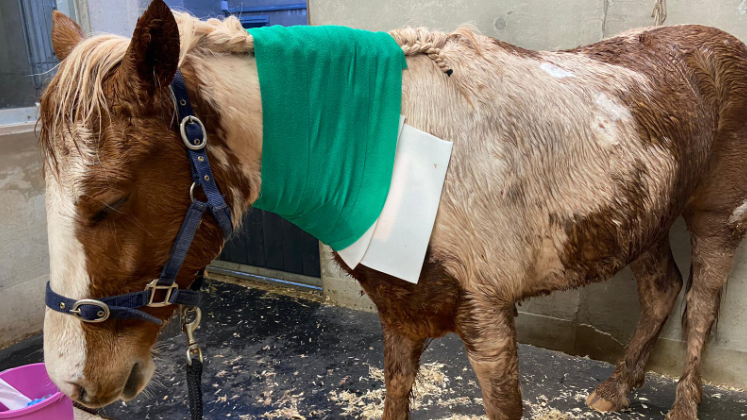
[666,210,743,420]
[587,236,683,412]
[457,293,522,420]
[380,322,426,420]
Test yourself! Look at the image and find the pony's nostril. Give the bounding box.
[67,382,87,402]
[123,362,141,398]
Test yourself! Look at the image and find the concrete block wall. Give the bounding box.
[309,0,747,46]
[311,0,747,388]
[319,245,376,313]
[0,126,49,348]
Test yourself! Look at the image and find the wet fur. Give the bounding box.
[337,25,747,420]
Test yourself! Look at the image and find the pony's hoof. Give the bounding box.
[586,391,620,412]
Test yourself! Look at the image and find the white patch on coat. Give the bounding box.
[540,62,575,79]
[729,200,747,225]
[208,143,230,169]
[590,94,634,147]
[43,162,90,398]
[595,93,632,121]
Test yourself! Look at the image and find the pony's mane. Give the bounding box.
[39,33,128,174]
[39,11,477,173]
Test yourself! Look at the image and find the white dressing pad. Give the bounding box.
[336,220,376,270]
[337,120,453,283]
[0,377,31,411]
[337,117,405,269]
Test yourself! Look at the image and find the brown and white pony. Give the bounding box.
[40,1,747,419]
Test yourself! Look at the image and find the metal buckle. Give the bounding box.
[70,299,110,323]
[189,182,199,203]
[179,115,208,151]
[146,280,178,307]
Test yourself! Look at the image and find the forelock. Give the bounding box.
[39,34,129,178]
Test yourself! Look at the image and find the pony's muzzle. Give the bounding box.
[67,382,86,402]
[65,377,122,408]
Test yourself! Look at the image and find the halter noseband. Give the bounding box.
[45,70,234,325]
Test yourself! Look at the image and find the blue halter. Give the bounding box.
[45,71,234,325]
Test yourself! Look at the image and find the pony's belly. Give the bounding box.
[532,202,681,297]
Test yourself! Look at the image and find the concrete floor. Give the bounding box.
[1,279,745,420]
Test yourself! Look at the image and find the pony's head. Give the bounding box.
[40,0,259,406]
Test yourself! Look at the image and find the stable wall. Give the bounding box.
[0,126,48,348]
[311,0,747,388]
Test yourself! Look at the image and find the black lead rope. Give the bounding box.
[184,268,206,420]
[186,359,204,420]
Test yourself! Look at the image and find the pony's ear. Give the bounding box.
[121,0,180,95]
[52,11,84,61]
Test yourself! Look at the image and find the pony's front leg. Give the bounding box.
[380,321,426,420]
[457,294,522,420]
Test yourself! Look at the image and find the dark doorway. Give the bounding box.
[218,210,321,279]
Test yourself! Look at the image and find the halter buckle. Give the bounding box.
[179,115,208,151]
[146,280,178,307]
[70,299,110,323]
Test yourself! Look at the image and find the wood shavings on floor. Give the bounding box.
[326,359,642,420]
[329,362,484,419]
[533,409,572,420]
[525,391,614,419]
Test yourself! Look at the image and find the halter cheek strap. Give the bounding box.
[45,70,233,325]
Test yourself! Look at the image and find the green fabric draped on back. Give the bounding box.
[249,25,407,250]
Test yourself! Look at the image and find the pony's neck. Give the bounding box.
[189,53,264,224]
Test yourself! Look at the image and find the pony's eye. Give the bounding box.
[91,209,109,223]
[91,194,130,223]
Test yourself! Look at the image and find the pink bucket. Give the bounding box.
[0,363,74,419]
